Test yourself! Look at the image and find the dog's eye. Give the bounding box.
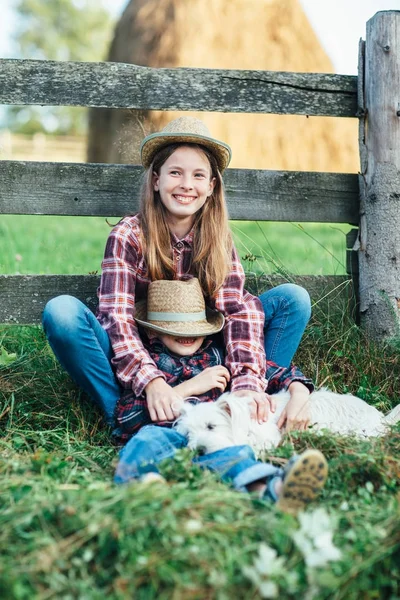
[206,423,215,431]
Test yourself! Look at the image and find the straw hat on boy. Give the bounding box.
[135,278,224,337]
[140,116,232,172]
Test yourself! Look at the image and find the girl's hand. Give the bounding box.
[277,382,311,432]
[232,390,276,424]
[175,366,230,397]
[145,377,183,422]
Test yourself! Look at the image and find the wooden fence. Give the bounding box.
[0,11,399,342]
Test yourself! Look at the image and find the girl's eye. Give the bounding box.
[195,173,206,178]
[170,170,181,175]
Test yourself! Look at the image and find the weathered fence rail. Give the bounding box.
[1,11,399,341]
[0,161,359,223]
[0,59,358,116]
[0,274,352,325]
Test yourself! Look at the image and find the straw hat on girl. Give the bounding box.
[134,278,224,337]
[140,116,232,172]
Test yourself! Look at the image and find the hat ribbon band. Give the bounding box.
[147,310,206,322]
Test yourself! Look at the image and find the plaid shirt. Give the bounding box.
[116,338,224,438]
[115,337,314,441]
[97,214,267,397]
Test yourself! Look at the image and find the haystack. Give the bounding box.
[87,0,359,173]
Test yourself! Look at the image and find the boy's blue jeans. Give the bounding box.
[114,425,283,488]
[42,283,311,426]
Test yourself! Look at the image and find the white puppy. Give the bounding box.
[175,389,400,456]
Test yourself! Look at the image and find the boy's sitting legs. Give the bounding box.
[115,429,328,515]
[193,445,327,514]
[250,449,328,515]
[114,425,188,484]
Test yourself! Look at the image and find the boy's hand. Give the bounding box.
[231,390,276,424]
[145,377,184,422]
[277,382,311,432]
[175,366,230,397]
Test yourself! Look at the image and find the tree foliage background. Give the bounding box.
[8,0,116,135]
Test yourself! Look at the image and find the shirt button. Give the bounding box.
[176,242,183,249]
[176,255,181,261]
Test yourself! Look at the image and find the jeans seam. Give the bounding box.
[268,297,289,364]
[83,306,118,391]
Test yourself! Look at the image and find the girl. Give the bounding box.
[43,117,311,432]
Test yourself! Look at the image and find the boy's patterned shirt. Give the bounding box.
[97,214,268,397]
[115,338,314,442]
[115,338,224,439]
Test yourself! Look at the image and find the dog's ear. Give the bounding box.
[215,393,232,416]
[216,393,252,446]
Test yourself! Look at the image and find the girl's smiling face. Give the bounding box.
[152,146,216,235]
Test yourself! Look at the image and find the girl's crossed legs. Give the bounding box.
[43,287,324,513]
[42,284,311,424]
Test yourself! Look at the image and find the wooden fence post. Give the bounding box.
[358,10,400,341]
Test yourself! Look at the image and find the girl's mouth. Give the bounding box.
[173,195,197,204]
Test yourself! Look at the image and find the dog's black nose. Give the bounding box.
[197,446,207,456]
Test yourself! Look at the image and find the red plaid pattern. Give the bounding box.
[114,336,314,442]
[97,215,268,397]
[115,338,224,440]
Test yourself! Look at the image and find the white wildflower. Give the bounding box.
[243,566,279,599]
[253,544,286,577]
[185,519,202,533]
[292,508,342,568]
[242,543,295,599]
[258,581,279,599]
[82,549,94,562]
[171,535,184,545]
[87,522,101,535]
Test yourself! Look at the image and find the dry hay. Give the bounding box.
[87,0,359,173]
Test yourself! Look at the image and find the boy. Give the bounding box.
[116,278,314,438]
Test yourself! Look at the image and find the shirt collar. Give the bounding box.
[170,227,194,248]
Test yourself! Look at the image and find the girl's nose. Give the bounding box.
[180,175,193,190]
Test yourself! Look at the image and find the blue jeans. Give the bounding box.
[114,425,282,489]
[42,284,311,425]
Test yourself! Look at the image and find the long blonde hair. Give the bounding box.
[140,143,233,298]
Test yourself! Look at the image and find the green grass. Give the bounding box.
[231,221,351,276]
[0,216,111,275]
[1,216,399,598]
[0,215,351,275]
[0,300,399,599]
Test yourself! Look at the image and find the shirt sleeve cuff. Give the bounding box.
[133,367,166,397]
[288,378,315,394]
[230,374,267,394]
